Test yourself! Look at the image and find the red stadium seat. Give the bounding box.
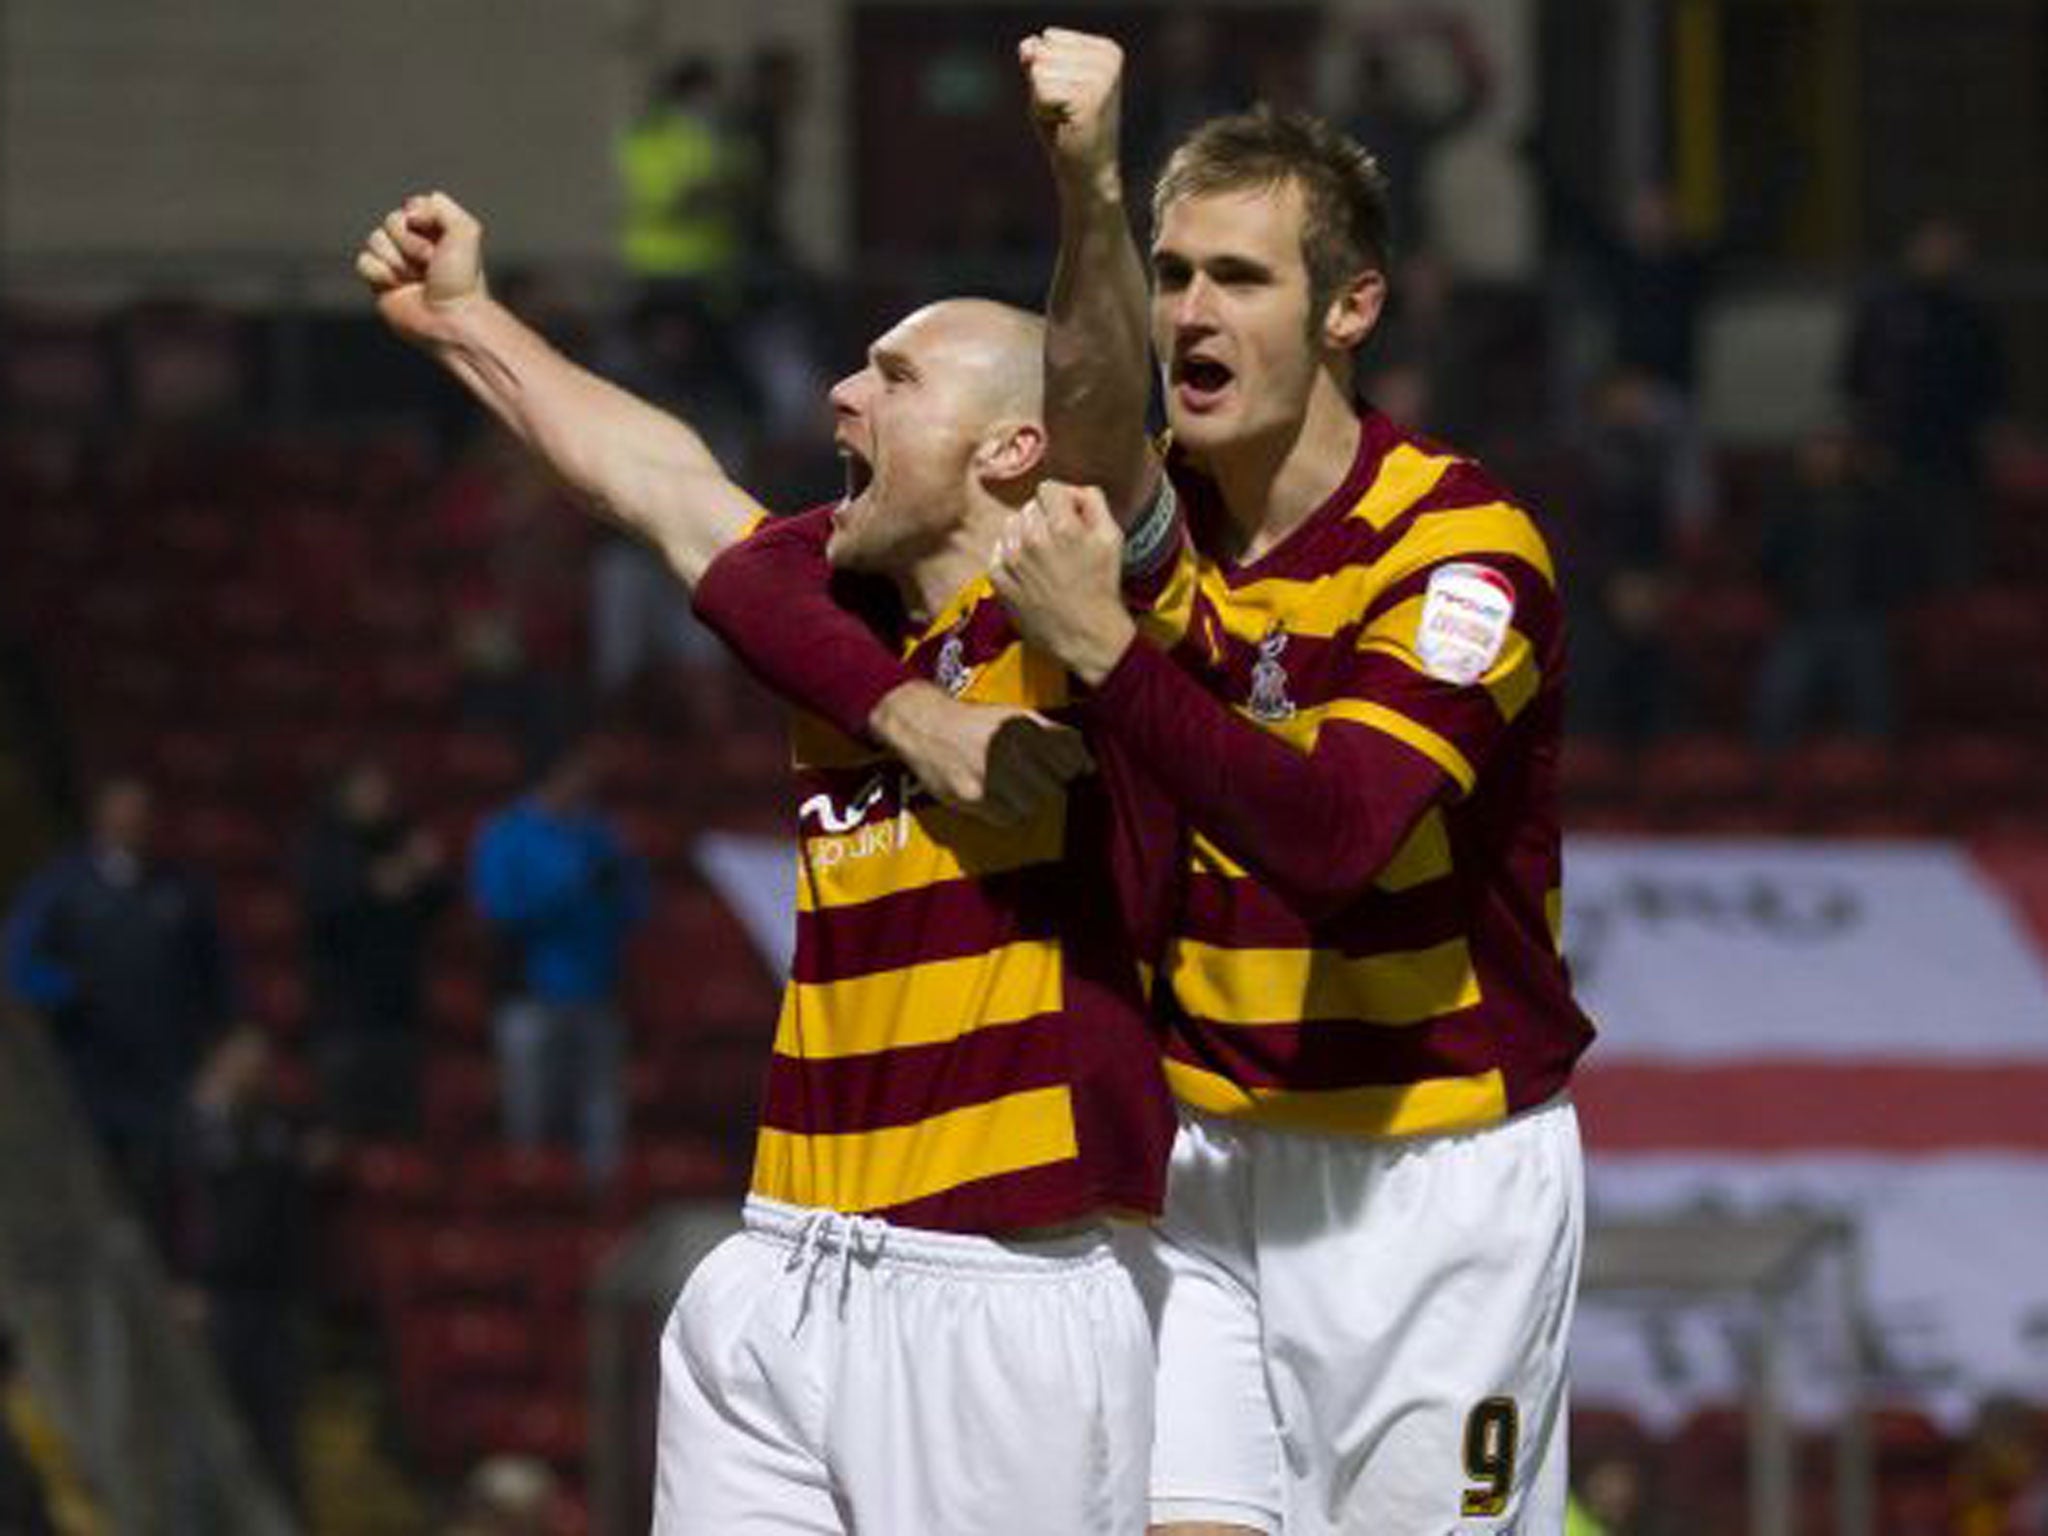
[370,655,458,720]
[527,1220,630,1315]
[152,505,240,574]
[422,1054,499,1148]
[245,959,308,1037]
[427,967,493,1046]
[150,729,241,792]
[1636,735,1770,825]
[1903,735,2037,828]
[1558,737,1637,816]
[347,1142,447,1213]
[462,1394,588,1471]
[622,1138,743,1209]
[397,1302,538,1391]
[219,878,298,957]
[1772,737,1898,831]
[434,730,525,798]
[392,1226,533,1308]
[460,1146,589,1220]
[164,805,276,872]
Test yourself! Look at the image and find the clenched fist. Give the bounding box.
[353,191,488,346]
[990,481,1135,686]
[1017,29,1125,195]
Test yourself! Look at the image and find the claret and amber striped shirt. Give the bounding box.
[1091,409,1595,1140]
[694,507,1179,1234]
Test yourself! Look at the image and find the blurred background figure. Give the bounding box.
[435,429,589,766]
[167,1023,330,1510]
[1326,5,1493,255]
[589,293,752,733]
[1,775,231,1233]
[1843,214,2007,591]
[1751,424,1914,756]
[470,735,648,1189]
[1560,368,1693,747]
[299,757,452,1141]
[0,1318,60,1536]
[1950,1394,2048,1535]
[1123,12,1239,187]
[442,1453,563,1536]
[725,43,808,272]
[617,55,751,311]
[1565,1445,1652,1536]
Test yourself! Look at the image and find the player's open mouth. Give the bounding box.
[1172,355,1234,411]
[839,447,875,507]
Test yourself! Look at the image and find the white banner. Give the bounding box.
[1562,839,2048,1060]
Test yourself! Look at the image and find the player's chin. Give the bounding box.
[1162,400,1239,453]
[823,522,872,572]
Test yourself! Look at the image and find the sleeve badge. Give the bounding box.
[1415,563,1516,685]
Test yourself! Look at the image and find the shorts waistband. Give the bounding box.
[742,1195,1116,1278]
[1183,1089,1576,1150]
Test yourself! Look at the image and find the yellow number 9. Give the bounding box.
[1460,1396,1520,1517]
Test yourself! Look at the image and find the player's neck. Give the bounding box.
[1210,381,1362,566]
[895,501,1005,629]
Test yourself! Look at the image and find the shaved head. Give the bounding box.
[900,298,1046,426]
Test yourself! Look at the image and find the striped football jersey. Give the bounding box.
[737,512,1178,1232]
[1111,409,1595,1138]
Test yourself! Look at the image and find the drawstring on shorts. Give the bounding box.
[784,1209,889,1333]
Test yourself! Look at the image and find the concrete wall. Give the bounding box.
[1,0,623,295]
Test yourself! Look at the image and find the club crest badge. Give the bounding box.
[1247,622,1296,722]
[934,620,975,697]
[1416,563,1516,685]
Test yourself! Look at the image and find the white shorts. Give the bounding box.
[1131,1096,1584,1535]
[653,1196,1154,1535]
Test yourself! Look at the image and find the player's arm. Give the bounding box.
[352,194,1068,815]
[995,485,1552,918]
[694,511,1093,827]
[354,191,753,585]
[1021,30,1161,532]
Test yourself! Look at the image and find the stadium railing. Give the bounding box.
[0,1003,297,1536]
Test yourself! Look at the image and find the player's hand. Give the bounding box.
[871,683,1093,827]
[354,191,489,346]
[1018,29,1125,195]
[991,482,1135,686]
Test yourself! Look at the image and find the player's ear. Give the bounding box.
[977,419,1046,486]
[1323,267,1386,352]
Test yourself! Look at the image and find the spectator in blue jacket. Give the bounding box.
[3,775,231,1229]
[470,736,648,1187]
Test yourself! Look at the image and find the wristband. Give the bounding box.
[1120,473,1179,578]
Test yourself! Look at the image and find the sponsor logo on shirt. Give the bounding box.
[799,771,921,865]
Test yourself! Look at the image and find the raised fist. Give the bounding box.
[1018,29,1125,190]
[353,191,488,345]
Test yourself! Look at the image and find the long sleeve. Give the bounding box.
[1,866,76,1010]
[692,507,916,740]
[1085,640,1451,920]
[1094,507,1564,920]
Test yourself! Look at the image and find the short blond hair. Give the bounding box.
[1153,106,1393,321]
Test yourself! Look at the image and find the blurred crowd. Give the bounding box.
[0,5,2043,1531]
